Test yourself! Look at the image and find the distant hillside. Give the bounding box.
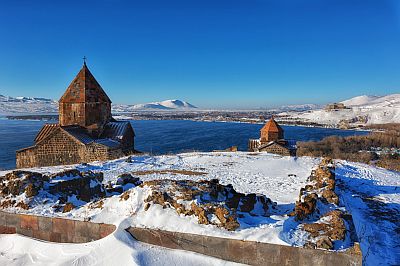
[0,94,57,114]
[113,100,197,112]
[276,103,320,112]
[279,93,400,127]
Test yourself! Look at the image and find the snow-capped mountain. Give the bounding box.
[280,93,400,127]
[0,94,57,114]
[277,103,320,112]
[113,100,197,111]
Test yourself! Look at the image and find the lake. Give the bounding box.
[0,118,369,170]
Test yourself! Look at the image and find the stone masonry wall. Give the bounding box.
[16,148,37,169]
[127,227,362,266]
[0,211,115,243]
[261,143,291,156]
[16,129,84,168]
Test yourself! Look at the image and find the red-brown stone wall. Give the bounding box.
[16,148,37,169]
[59,102,86,127]
[127,227,362,266]
[84,102,111,127]
[16,129,85,168]
[0,211,115,243]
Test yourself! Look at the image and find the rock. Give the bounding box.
[120,191,130,201]
[239,193,256,213]
[302,209,346,249]
[322,189,339,205]
[48,170,105,202]
[24,184,38,197]
[316,236,333,250]
[0,199,16,208]
[107,186,124,194]
[224,214,240,231]
[322,210,346,240]
[90,200,104,209]
[142,178,274,231]
[15,201,29,210]
[321,157,334,167]
[294,193,318,220]
[215,206,229,224]
[191,202,209,225]
[116,173,141,186]
[63,202,75,213]
[303,242,316,249]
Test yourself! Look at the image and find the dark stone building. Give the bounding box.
[16,63,135,168]
[248,117,296,156]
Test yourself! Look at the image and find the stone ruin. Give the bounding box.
[290,157,354,250]
[141,179,276,231]
[0,170,105,213]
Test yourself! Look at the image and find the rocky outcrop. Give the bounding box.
[303,210,347,250]
[48,170,105,203]
[142,179,275,231]
[0,170,106,212]
[291,158,349,250]
[0,171,47,197]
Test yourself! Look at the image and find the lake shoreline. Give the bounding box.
[3,114,371,131]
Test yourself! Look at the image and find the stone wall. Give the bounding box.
[0,211,115,243]
[127,227,362,266]
[16,129,84,168]
[16,148,37,169]
[16,129,127,169]
[260,143,291,156]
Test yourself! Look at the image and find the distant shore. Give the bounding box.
[3,112,372,131]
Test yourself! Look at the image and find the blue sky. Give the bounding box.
[0,0,399,109]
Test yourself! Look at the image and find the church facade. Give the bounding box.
[248,117,296,156]
[16,63,135,168]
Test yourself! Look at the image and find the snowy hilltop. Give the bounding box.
[113,99,197,111]
[0,94,57,114]
[279,93,400,127]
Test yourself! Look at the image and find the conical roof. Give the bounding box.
[59,63,111,104]
[261,117,283,133]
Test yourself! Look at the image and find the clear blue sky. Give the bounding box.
[0,0,399,109]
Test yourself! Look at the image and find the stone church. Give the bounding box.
[248,117,296,156]
[16,62,135,168]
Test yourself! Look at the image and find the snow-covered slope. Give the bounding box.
[340,95,381,107]
[0,95,57,114]
[0,152,398,265]
[280,93,400,127]
[113,99,197,111]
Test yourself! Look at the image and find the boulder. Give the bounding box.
[316,236,333,250]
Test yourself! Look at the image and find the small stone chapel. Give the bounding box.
[248,117,296,156]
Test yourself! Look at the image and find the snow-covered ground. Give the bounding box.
[335,161,400,266]
[279,94,400,127]
[0,152,398,265]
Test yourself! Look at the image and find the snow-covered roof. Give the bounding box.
[62,126,94,144]
[94,138,121,148]
[101,121,133,140]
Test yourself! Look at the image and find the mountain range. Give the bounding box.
[113,100,197,112]
[0,95,197,114]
